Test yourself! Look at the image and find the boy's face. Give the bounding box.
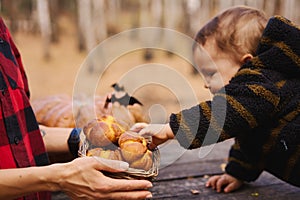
[193,41,241,94]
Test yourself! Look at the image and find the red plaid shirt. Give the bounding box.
[0,18,50,199]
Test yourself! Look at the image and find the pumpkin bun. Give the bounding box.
[130,150,153,171]
[87,148,123,161]
[118,131,148,162]
[83,116,125,147]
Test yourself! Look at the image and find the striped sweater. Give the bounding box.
[169,16,300,186]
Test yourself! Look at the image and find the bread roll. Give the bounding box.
[118,131,148,163]
[87,148,123,161]
[83,116,125,147]
[87,147,153,171]
[130,150,153,171]
[86,130,154,171]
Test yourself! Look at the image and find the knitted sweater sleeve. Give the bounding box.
[225,141,263,182]
[169,67,280,149]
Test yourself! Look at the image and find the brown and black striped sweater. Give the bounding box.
[169,16,300,187]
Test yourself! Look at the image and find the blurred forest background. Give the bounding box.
[2,0,300,57]
[1,0,300,122]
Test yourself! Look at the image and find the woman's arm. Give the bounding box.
[0,157,152,199]
[0,164,60,199]
[39,125,72,153]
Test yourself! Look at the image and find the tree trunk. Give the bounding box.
[37,0,52,60]
[92,0,107,43]
[151,0,163,27]
[107,0,120,33]
[263,0,276,16]
[186,0,202,36]
[49,0,59,43]
[7,0,18,33]
[283,0,296,21]
[139,0,150,26]
[233,0,246,6]
[218,0,233,11]
[163,0,183,53]
[77,0,96,52]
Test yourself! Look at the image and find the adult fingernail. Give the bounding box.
[119,162,129,170]
[146,193,152,198]
[147,183,153,188]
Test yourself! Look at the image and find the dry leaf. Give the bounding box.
[220,163,226,171]
[251,192,259,197]
[190,189,200,195]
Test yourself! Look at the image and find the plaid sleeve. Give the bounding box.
[0,17,50,200]
[7,29,30,97]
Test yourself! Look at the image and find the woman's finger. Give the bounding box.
[102,177,153,192]
[101,190,152,200]
[92,157,129,172]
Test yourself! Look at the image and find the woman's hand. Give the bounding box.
[205,173,244,193]
[131,123,174,149]
[51,156,153,199]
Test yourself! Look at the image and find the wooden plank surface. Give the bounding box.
[52,159,300,200]
[149,159,300,200]
[52,140,300,199]
[155,159,225,181]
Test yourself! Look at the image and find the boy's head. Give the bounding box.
[193,6,267,94]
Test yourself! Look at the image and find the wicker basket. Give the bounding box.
[78,130,160,180]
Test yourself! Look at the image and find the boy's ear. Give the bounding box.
[240,53,253,63]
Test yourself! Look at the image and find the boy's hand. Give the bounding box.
[130,123,174,149]
[205,173,243,193]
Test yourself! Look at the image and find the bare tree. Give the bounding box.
[93,0,107,43]
[163,0,183,54]
[263,0,277,16]
[246,0,264,9]
[283,0,296,21]
[37,0,52,60]
[107,0,121,34]
[77,0,96,52]
[77,0,108,52]
[49,0,59,43]
[6,0,19,33]
[218,0,234,11]
[185,0,201,37]
[139,0,151,27]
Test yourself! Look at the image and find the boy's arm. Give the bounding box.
[169,69,280,149]
[225,141,263,182]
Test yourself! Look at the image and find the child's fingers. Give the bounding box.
[206,174,243,193]
[223,180,243,193]
[223,182,236,193]
[138,124,163,137]
[130,123,148,132]
[206,175,220,189]
[216,176,229,192]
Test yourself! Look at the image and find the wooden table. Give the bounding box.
[52,140,300,199]
[149,159,300,200]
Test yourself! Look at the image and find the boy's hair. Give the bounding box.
[194,6,268,61]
